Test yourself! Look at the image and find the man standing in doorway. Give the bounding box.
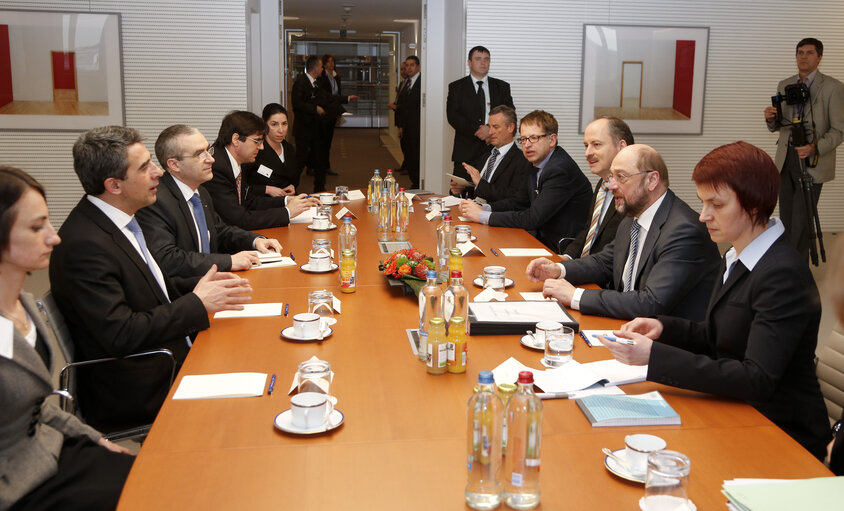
[292,55,337,192]
[447,46,514,179]
[396,56,421,189]
[763,38,844,257]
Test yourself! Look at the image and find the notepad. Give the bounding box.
[575,391,680,427]
[346,189,366,201]
[722,477,844,511]
[214,303,284,318]
[580,359,647,385]
[441,195,463,207]
[173,372,267,399]
[251,257,296,269]
[580,329,615,347]
[499,248,553,257]
[257,251,283,263]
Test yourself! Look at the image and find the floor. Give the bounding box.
[594,106,690,120]
[0,100,110,116]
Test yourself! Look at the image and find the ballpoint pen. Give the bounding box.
[290,252,295,261]
[267,374,276,395]
[536,392,571,399]
[283,303,289,317]
[602,335,636,345]
[490,248,499,256]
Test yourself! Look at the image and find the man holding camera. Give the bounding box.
[764,38,844,257]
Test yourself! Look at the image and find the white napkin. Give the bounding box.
[457,241,484,256]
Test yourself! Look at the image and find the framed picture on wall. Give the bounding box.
[579,24,710,135]
[0,10,123,131]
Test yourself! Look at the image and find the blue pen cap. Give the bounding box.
[478,371,494,384]
[426,269,437,279]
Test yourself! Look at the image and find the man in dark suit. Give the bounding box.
[292,55,339,192]
[459,110,592,252]
[49,126,252,431]
[561,116,632,260]
[316,53,359,176]
[204,111,319,230]
[396,55,421,189]
[447,46,514,177]
[136,124,283,279]
[388,61,409,173]
[763,38,844,257]
[527,144,720,321]
[449,105,531,203]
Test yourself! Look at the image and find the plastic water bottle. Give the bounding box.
[418,270,442,362]
[436,215,456,282]
[503,371,543,509]
[444,270,469,328]
[394,188,411,241]
[338,214,357,256]
[465,370,504,509]
[377,186,392,241]
[384,169,398,200]
[367,169,382,213]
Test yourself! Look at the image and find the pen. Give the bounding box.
[536,392,571,399]
[283,303,289,317]
[290,252,295,262]
[490,248,499,256]
[602,335,636,345]
[267,374,276,395]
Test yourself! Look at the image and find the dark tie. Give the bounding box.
[476,80,486,123]
[624,220,641,292]
[188,193,210,254]
[481,148,499,182]
[126,218,170,300]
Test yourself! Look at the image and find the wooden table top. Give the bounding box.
[117,196,831,510]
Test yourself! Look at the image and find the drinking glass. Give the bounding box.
[483,266,507,290]
[544,327,573,367]
[455,224,472,243]
[642,450,692,510]
[308,289,335,325]
[297,359,332,396]
[335,185,349,203]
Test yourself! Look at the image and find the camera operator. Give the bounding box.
[764,38,844,258]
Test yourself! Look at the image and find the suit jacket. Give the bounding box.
[396,74,421,136]
[489,146,592,252]
[648,237,830,459]
[0,293,102,510]
[49,198,209,431]
[562,189,720,321]
[245,139,300,190]
[563,179,624,259]
[204,142,291,230]
[316,71,350,116]
[292,73,339,140]
[767,70,844,182]
[135,172,259,278]
[447,75,514,164]
[458,144,532,203]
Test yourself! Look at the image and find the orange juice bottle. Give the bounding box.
[427,317,448,375]
[447,316,467,373]
[448,248,463,286]
[339,249,356,293]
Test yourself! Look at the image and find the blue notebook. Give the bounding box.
[575,391,681,427]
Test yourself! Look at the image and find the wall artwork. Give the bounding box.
[579,24,710,135]
[0,10,123,130]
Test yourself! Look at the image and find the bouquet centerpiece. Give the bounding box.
[378,249,435,295]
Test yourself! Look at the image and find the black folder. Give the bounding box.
[467,300,580,335]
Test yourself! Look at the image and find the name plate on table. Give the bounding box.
[379,241,412,254]
[467,300,579,335]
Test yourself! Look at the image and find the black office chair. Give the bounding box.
[36,290,177,442]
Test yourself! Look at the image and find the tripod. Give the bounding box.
[790,123,826,266]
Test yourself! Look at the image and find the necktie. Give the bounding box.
[188,193,211,254]
[476,80,486,123]
[623,219,641,292]
[481,148,500,182]
[581,182,609,258]
[529,168,538,203]
[235,172,242,204]
[723,259,739,284]
[126,218,170,301]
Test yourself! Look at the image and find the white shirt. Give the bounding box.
[86,195,170,301]
[471,74,490,123]
[172,176,205,251]
[226,147,241,181]
[23,311,36,349]
[407,72,420,89]
[723,217,785,283]
[479,140,514,182]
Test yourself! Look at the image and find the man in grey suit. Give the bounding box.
[763,38,844,256]
[526,144,720,321]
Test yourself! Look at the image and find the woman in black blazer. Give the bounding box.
[245,103,300,194]
[0,167,132,510]
[603,141,830,460]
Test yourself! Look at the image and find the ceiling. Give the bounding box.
[282,0,421,38]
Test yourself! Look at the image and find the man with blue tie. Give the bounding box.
[136,124,282,279]
[50,126,253,432]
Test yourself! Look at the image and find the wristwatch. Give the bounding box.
[833,419,843,438]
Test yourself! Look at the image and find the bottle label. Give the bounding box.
[462,346,467,366]
[525,458,541,467]
[426,343,433,367]
[437,343,447,368]
[446,341,455,363]
[511,473,523,487]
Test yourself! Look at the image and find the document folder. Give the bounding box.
[467,300,579,335]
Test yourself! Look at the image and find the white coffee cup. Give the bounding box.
[534,321,563,344]
[319,193,335,205]
[625,434,667,475]
[312,214,330,229]
[308,252,331,271]
[290,391,332,428]
[293,312,323,338]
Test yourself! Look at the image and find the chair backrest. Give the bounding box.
[817,321,844,424]
[36,290,77,413]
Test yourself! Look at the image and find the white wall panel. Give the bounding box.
[467,0,844,231]
[0,0,247,225]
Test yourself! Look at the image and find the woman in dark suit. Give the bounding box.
[245,103,299,195]
[604,141,830,460]
[0,167,133,511]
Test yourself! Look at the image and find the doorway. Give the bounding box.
[620,61,643,109]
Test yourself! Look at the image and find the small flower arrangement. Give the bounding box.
[379,249,435,281]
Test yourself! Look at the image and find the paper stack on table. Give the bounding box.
[173,372,267,399]
[290,206,317,224]
[214,303,284,318]
[722,477,844,510]
[499,248,553,257]
[252,257,296,269]
[492,357,615,394]
[441,195,463,208]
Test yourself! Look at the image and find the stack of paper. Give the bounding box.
[173,372,268,399]
[722,477,844,510]
[575,391,680,427]
[290,206,317,224]
[214,303,284,318]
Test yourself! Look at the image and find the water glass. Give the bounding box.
[310,239,333,258]
[307,289,335,325]
[482,266,507,290]
[455,224,472,243]
[642,450,692,510]
[335,185,349,203]
[427,196,443,212]
[544,327,573,367]
[297,359,332,395]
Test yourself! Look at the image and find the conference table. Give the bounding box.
[117,195,832,510]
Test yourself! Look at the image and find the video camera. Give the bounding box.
[770,82,810,124]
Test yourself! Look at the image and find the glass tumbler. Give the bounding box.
[335,185,349,203]
[308,289,335,325]
[297,359,332,395]
[642,450,692,510]
[482,266,507,290]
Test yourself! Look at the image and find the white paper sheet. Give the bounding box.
[334,207,357,219]
[532,360,606,393]
[446,173,472,186]
[256,251,283,263]
[579,329,616,347]
[290,206,317,224]
[499,248,553,257]
[441,195,463,207]
[214,303,284,318]
[568,383,625,399]
[173,372,267,399]
[581,359,648,385]
[519,292,554,301]
[251,257,297,269]
[425,210,441,221]
[347,189,366,201]
[491,357,536,385]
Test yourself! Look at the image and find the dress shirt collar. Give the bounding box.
[87,195,135,231]
[800,69,818,87]
[533,147,555,181]
[471,74,489,91]
[495,140,514,158]
[633,190,667,233]
[306,73,317,86]
[723,217,784,280]
[225,147,241,179]
[172,174,198,201]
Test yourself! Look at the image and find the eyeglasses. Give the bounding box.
[608,170,654,184]
[244,136,264,145]
[175,146,215,161]
[516,133,549,145]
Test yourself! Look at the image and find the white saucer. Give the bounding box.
[472,277,514,288]
[307,223,338,231]
[300,263,339,273]
[540,357,572,369]
[604,448,646,483]
[274,408,345,434]
[520,334,544,350]
[319,199,338,205]
[280,326,334,341]
[638,497,696,510]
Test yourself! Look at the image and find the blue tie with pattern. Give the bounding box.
[481,148,500,182]
[126,218,170,301]
[188,193,210,254]
[624,219,641,292]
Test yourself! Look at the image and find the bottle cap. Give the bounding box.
[517,371,534,384]
[387,169,393,174]
[450,248,462,256]
[429,317,445,326]
[374,169,380,174]
[443,215,452,221]
[498,383,517,396]
[341,249,354,257]
[426,269,437,279]
[343,215,352,222]
[478,370,494,384]
[399,187,405,192]
[450,269,462,278]
[450,316,465,325]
